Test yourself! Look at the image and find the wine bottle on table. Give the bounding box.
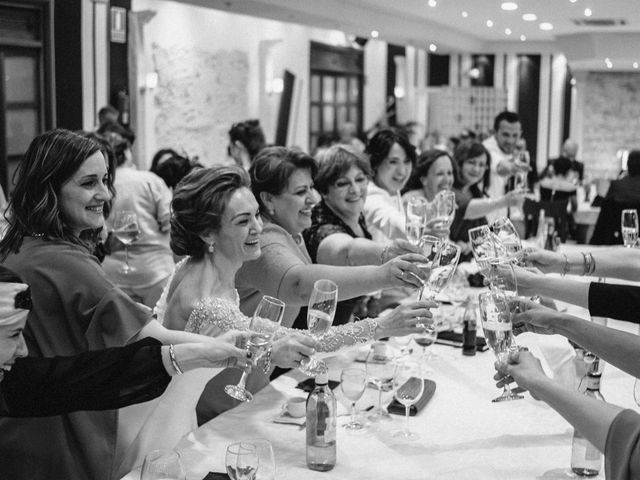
[306,370,336,472]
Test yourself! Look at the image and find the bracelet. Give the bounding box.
[169,344,183,375]
[380,245,390,265]
[260,346,273,374]
[587,252,596,276]
[561,253,570,276]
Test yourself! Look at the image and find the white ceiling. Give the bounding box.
[175,0,640,69]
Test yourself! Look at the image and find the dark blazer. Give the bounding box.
[605,175,640,204]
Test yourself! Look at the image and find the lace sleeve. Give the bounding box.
[272,318,378,352]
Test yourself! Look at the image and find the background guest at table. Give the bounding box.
[603,150,640,204]
[228,118,267,170]
[482,111,530,220]
[0,129,254,480]
[303,145,421,323]
[0,265,246,418]
[158,164,433,424]
[450,142,524,258]
[363,128,417,243]
[151,149,198,190]
[497,299,640,479]
[94,131,175,308]
[542,139,584,185]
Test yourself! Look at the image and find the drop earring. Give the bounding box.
[208,242,215,254]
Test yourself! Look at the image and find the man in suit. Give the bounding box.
[605,149,640,203]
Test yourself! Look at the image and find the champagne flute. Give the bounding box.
[392,360,424,441]
[433,190,456,228]
[490,217,523,264]
[468,225,505,285]
[621,209,639,248]
[340,368,367,431]
[420,242,461,301]
[141,450,186,480]
[477,290,524,402]
[299,280,338,376]
[225,442,259,480]
[225,296,285,402]
[365,343,397,422]
[416,234,441,299]
[112,210,141,274]
[405,197,428,245]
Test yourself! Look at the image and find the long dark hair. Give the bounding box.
[452,142,492,195]
[0,129,116,259]
[365,128,417,174]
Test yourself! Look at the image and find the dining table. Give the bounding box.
[122,278,637,480]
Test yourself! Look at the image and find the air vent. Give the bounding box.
[572,18,627,27]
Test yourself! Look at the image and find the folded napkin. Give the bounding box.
[387,378,436,416]
[436,330,489,352]
[202,473,230,480]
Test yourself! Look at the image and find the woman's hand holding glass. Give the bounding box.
[340,367,368,431]
[494,349,547,401]
[477,290,523,402]
[270,333,318,369]
[225,295,285,402]
[374,299,438,339]
[299,280,338,376]
[383,253,430,289]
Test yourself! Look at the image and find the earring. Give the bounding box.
[267,208,275,216]
[208,242,215,254]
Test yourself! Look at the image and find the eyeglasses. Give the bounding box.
[333,176,369,191]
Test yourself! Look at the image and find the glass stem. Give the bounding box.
[237,367,249,390]
[377,387,383,412]
[350,402,357,425]
[404,405,410,433]
[124,246,129,270]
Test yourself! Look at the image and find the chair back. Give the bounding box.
[522,198,570,241]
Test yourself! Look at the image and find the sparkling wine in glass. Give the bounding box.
[621,209,639,248]
[433,190,456,228]
[406,197,428,245]
[225,442,259,480]
[421,242,461,301]
[340,367,367,431]
[477,290,523,403]
[225,296,285,402]
[112,210,141,274]
[416,234,441,299]
[392,360,424,441]
[490,217,523,264]
[299,280,338,376]
[365,344,396,422]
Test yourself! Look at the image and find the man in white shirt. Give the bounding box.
[483,111,530,219]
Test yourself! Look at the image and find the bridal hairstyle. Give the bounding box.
[170,165,250,259]
[0,129,116,259]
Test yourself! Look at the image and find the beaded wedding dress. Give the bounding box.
[116,258,381,475]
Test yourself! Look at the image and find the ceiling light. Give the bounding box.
[486,19,494,27]
[520,34,526,41]
[501,2,518,10]
[634,62,639,69]
[461,11,468,18]
[584,8,592,16]
[429,43,437,52]
[539,22,553,30]
[570,0,577,3]
[370,30,379,38]
[522,13,537,21]
[428,0,437,7]
[505,28,512,35]
[468,67,481,79]
[570,78,577,86]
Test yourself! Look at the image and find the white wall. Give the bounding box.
[132,0,384,167]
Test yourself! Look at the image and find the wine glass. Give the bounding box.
[141,450,186,480]
[621,209,639,248]
[392,360,424,441]
[340,368,368,431]
[468,225,505,285]
[405,197,428,245]
[365,343,397,422]
[111,210,141,274]
[490,217,523,264]
[225,296,285,402]
[477,290,524,403]
[299,280,338,376]
[225,442,259,480]
[251,439,276,480]
[416,234,441,299]
[420,242,461,301]
[413,323,438,367]
[433,190,456,228]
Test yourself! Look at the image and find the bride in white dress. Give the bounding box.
[119,165,434,473]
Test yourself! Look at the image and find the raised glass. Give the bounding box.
[299,280,338,376]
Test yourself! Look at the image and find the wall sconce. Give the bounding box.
[266,77,284,95]
[140,71,158,93]
[468,67,481,79]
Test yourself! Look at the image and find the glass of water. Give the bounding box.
[621,209,639,248]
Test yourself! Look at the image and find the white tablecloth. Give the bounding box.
[123,332,636,480]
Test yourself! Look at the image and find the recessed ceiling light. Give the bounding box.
[429,43,437,52]
[487,19,494,27]
[522,13,537,21]
[461,10,469,18]
[539,22,553,30]
[428,0,437,7]
[505,28,512,35]
[501,2,518,10]
[634,62,639,69]
[520,34,526,41]
[570,0,577,3]
[584,8,592,16]
[370,30,379,38]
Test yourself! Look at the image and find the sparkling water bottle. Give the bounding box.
[306,370,336,471]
